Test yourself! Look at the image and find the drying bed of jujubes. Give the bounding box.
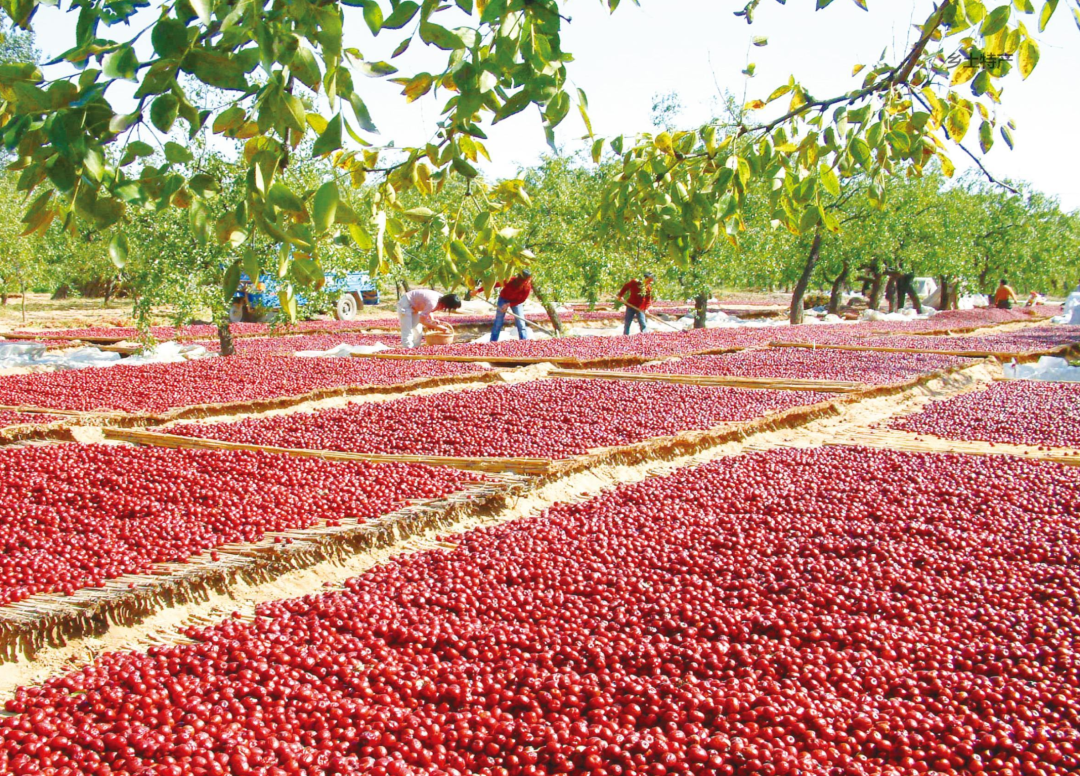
[1,313,1079,776]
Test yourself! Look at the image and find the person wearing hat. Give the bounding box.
[617,272,655,335]
[396,289,461,348]
[490,269,533,341]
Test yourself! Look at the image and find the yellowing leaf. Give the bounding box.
[950,63,979,85]
[1039,0,1058,31]
[403,73,433,102]
[939,152,956,177]
[945,104,972,141]
[1018,38,1039,78]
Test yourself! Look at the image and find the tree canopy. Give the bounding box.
[0,0,1075,321]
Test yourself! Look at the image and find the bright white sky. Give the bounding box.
[29,0,1080,210]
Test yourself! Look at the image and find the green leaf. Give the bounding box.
[849,137,872,170]
[544,90,571,128]
[980,4,1011,35]
[358,60,398,77]
[164,141,194,164]
[1039,0,1058,31]
[191,0,214,25]
[1000,124,1015,149]
[312,180,339,234]
[978,119,994,153]
[103,45,138,81]
[213,106,246,134]
[591,137,604,163]
[1073,5,1080,31]
[83,147,105,181]
[109,233,129,269]
[292,47,322,92]
[268,183,306,213]
[188,173,221,197]
[349,93,379,133]
[449,239,476,265]
[420,21,465,50]
[150,93,180,133]
[293,257,325,289]
[349,223,373,249]
[452,157,478,178]
[820,164,841,197]
[383,1,419,28]
[152,18,190,59]
[311,112,343,156]
[241,248,261,282]
[224,260,242,303]
[362,1,384,34]
[45,155,76,192]
[1018,38,1039,78]
[752,36,768,46]
[185,50,249,90]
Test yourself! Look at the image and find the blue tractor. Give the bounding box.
[229,271,381,322]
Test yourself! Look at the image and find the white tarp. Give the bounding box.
[1003,356,1080,382]
[295,343,391,358]
[1052,292,1080,325]
[0,340,211,372]
[860,308,935,322]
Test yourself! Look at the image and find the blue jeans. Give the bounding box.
[491,299,528,341]
[623,306,646,335]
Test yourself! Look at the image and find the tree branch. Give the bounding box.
[909,91,1019,195]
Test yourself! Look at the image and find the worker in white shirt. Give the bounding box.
[396,289,461,348]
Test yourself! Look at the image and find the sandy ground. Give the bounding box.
[0,359,998,700]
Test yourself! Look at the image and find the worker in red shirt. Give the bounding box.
[617,272,655,335]
[490,269,533,341]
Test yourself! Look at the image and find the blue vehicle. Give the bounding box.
[230,271,381,322]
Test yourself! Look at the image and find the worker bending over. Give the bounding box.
[994,279,1018,310]
[396,289,461,348]
[490,270,533,342]
[617,272,655,335]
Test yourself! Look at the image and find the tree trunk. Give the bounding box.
[884,276,898,312]
[905,281,923,314]
[867,268,884,311]
[20,282,27,324]
[217,320,236,356]
[1,293,6,306]
[938,275,959,310]
[52,284,70,300]
[532,283,564,336]
[827,261,850,315]
[401,278,412,293]
[789,231,823,325]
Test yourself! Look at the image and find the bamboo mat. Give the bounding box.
[769,341,1076,361]
[0,370,502,430]
[352,346,746,370]
[832,429,1080,466]
[103,427,560,475]
[0,474,526,662]
[549,368,867,393]
[353,352,583,365]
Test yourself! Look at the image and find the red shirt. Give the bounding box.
[618,279,652,311]
[495,276,533,306]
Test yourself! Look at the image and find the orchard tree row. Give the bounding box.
[0,0,1077,339]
